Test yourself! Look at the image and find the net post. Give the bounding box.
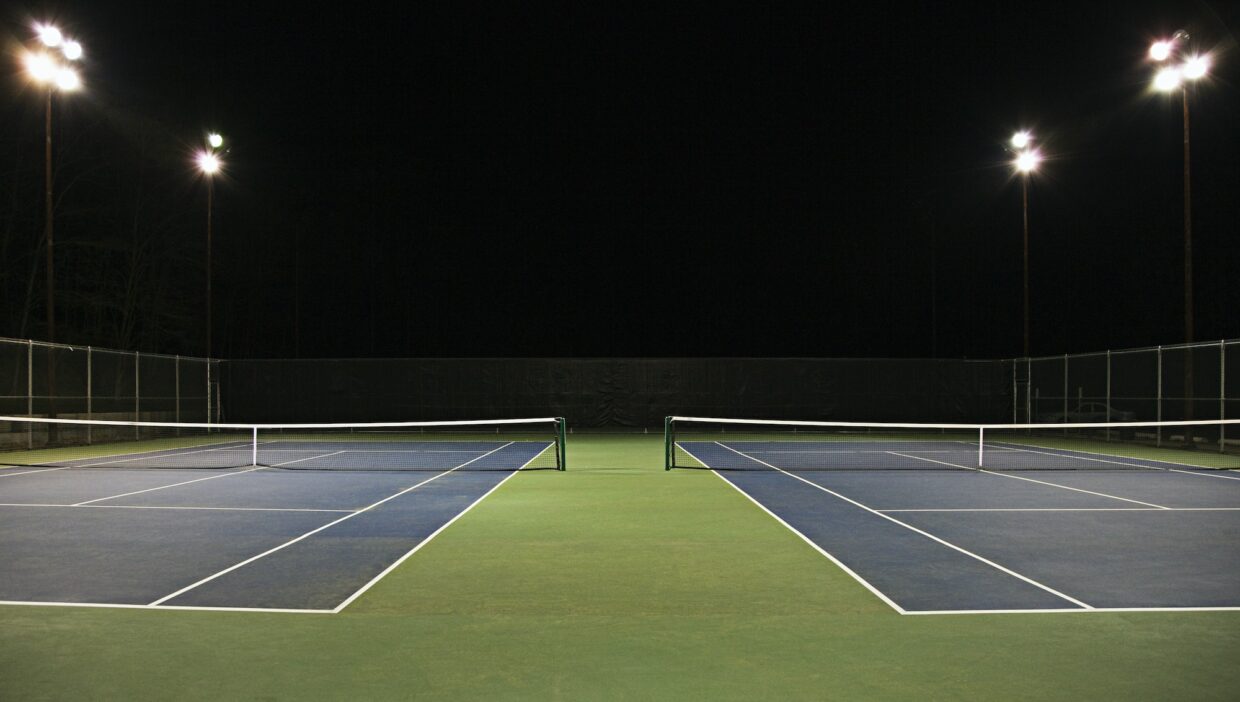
[557,417,567,470]
[977,426,984,468]
[252,426,258,467]
[664,416,672,470]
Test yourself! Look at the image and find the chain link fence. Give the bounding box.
[0,337,220,431]
[4,334,1237,442]
[1013,339,1239,448]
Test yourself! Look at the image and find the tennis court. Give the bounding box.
[3,430,1240,700]
[670,416,1240,613]
[0,417,564,611]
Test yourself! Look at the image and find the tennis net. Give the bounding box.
[665,416,1240,472]
[0,416,566,471]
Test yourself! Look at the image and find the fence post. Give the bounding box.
[26,339,33,448]
[175,355,181,426]
[134,352,141,439]
[86,346,92,444]
[1156,345,1163,447]
[1106,349,1112,441]
[1062,354,1069,434]
[1027,358,1032,423]
[1221,340,1226,452]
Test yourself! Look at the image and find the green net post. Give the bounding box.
[557,417,567,470]
[664,416,672,470]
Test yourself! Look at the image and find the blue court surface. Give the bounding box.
[679,441,1240,614]
[0,441,551,612]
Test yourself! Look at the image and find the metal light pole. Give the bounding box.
[196,136,223,423]
[23,25,82,430]
[1009,131,1042,358]
[1150,33,1210,424]
[24,26,83,346]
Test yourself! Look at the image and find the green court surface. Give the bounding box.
[2,434,1238,700]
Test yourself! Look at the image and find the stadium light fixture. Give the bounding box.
[196,150,221,174]
[1145,31,1215,429]
[1014,148,1041,174]
[36,24,63,48]
[196,133,225,420]
[1148,31,1212,422]
[1007,131,1041,358]
[22,21,85,352]
[62,40,83,61]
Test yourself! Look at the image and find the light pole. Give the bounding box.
[196,136,223,422]
[23,25,82,345]
[1150,32,1210,423]
[23,23,82,428]
[1009,131,1042,358]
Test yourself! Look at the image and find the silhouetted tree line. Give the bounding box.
[1,95,209,355]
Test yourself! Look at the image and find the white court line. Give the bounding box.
[331,443,549,612]
[72,467,266,506]
[676,443,904,613]
[886,451,1172,510]
[1164,468,1240,482]
[987,446,1190,473]
[0,502,351,513]
[3,598,1235,616]
[0,443,253,477]
[270,450,488,454]
[74,441,253,468]
[904,606,1240,616]
[0,600,334,614]
[714,441,1093,610]
[264,450,347,467]
[146,442,515,606]
[0,465,77,478]
[70,450,349,506]
[880,507,1240,513]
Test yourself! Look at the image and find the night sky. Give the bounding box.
[2,1,1238,360]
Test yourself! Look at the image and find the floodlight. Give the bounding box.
[196,151,221,174]
[1014,149,1041,174]
[1153,67,1182,92]
[1010,131,1031,149]
[55,67,81,92]
[208,133,224,149]
[24,52,56,83]
[37,24,62,48]
[1149,40,1172,62]
[1182,55,1209,80]
[62,40,82,61]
